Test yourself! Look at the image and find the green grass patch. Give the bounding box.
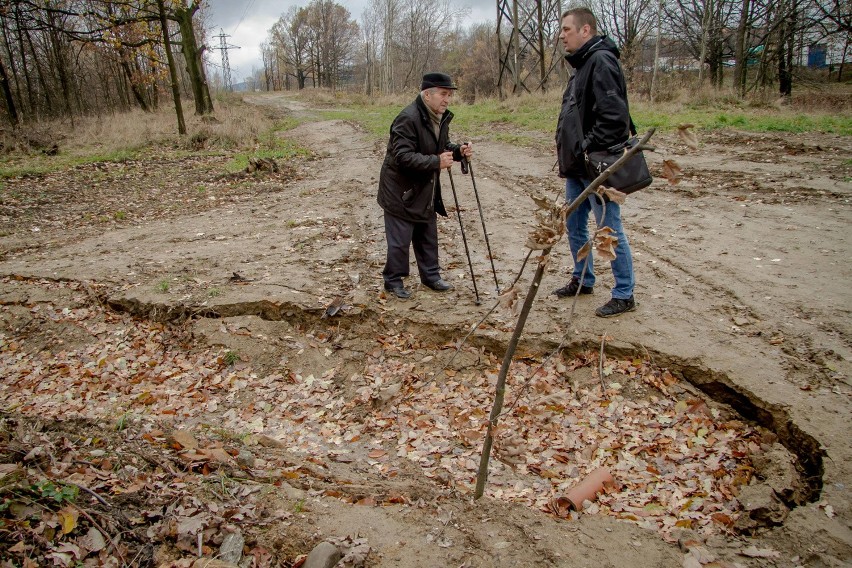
[223,350,240,366]
[318,106,399,138]
[317,93,851,142]
[220,113,314,172]
[0,148,140,179]
[272,116,305,131]
[224,139,312,174]
[633,104,852,135]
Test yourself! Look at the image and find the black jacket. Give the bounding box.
[556,36,632,177]
[377,95,464,222]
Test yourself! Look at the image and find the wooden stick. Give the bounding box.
[473,128,655,500]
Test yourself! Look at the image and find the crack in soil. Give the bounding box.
[100,288,824,513]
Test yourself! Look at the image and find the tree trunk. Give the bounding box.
[22,21,52,118]
[118,50,151,112]
[156,0,186,135]
[6,6,30,117]
[650,0,662,103]
[697,0,712,86]
[733,0,751,97]
[0,55,18,125]
[837,36,848,82]
[173,3,213,115]
[46,12,75,119]
[778,1,797,98]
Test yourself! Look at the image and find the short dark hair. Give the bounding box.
[561,7,597,35]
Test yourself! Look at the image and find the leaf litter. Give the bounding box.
[1,276,766,564]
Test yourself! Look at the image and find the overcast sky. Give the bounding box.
[203,0,495,83]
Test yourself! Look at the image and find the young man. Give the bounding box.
[377,72,472,299]
[553,7,637,318]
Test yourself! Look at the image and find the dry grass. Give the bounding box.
[0,98,274,159]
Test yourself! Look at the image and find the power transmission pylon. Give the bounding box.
[496,0,567,97]
[214,29,240,91]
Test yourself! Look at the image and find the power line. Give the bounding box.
[231,0,256,35]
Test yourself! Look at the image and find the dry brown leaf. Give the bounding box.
[577,241,592,261]
[601,187,627,204]
[526,227,560,250]
[531,194,553,210]
[594,226,619,261]
[545,496,573,518]
[78,526,107,553]
[169,430,198,450]
[710,512,734,527]
[662,159,683,185]
[677,123,699,150]
[498,285,520,314]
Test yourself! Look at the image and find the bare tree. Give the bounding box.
[595,0,657,77]
[267,6,312,89]
[306,0,359,89]
[808,0,851,80]
[0,0,214,126]
[665,0,738,87]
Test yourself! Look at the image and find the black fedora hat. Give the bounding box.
[421,72,457,90]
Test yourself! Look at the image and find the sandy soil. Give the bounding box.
[1,92,850,567]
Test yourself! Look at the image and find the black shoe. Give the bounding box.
[595,296,636,318]
[553,278,593,298]
[423,279,453,292]
[384,284,411,299]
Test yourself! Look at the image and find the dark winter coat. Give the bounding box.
[556,36,632,177]
[377,95,464,223]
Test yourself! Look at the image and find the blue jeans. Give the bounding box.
[565,177,635,299]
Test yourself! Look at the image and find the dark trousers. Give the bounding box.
[382,211,440,287]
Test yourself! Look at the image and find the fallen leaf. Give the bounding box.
[169,430,198,450]
[78,527,107,552]
[58,506,79,534]
[544,496,573,518]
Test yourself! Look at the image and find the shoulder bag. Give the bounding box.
[584,119,653,195]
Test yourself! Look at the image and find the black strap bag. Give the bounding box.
[584,121,653,195]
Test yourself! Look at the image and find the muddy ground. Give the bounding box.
[0,92,850,567]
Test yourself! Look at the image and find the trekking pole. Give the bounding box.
[447,167,481,305]
[462,155,500,293]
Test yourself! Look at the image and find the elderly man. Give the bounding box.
[552,7,637,317]
[377,72,473,299]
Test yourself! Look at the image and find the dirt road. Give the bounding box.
[1,92,850,566]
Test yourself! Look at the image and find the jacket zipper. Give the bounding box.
[429,113,450,213]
